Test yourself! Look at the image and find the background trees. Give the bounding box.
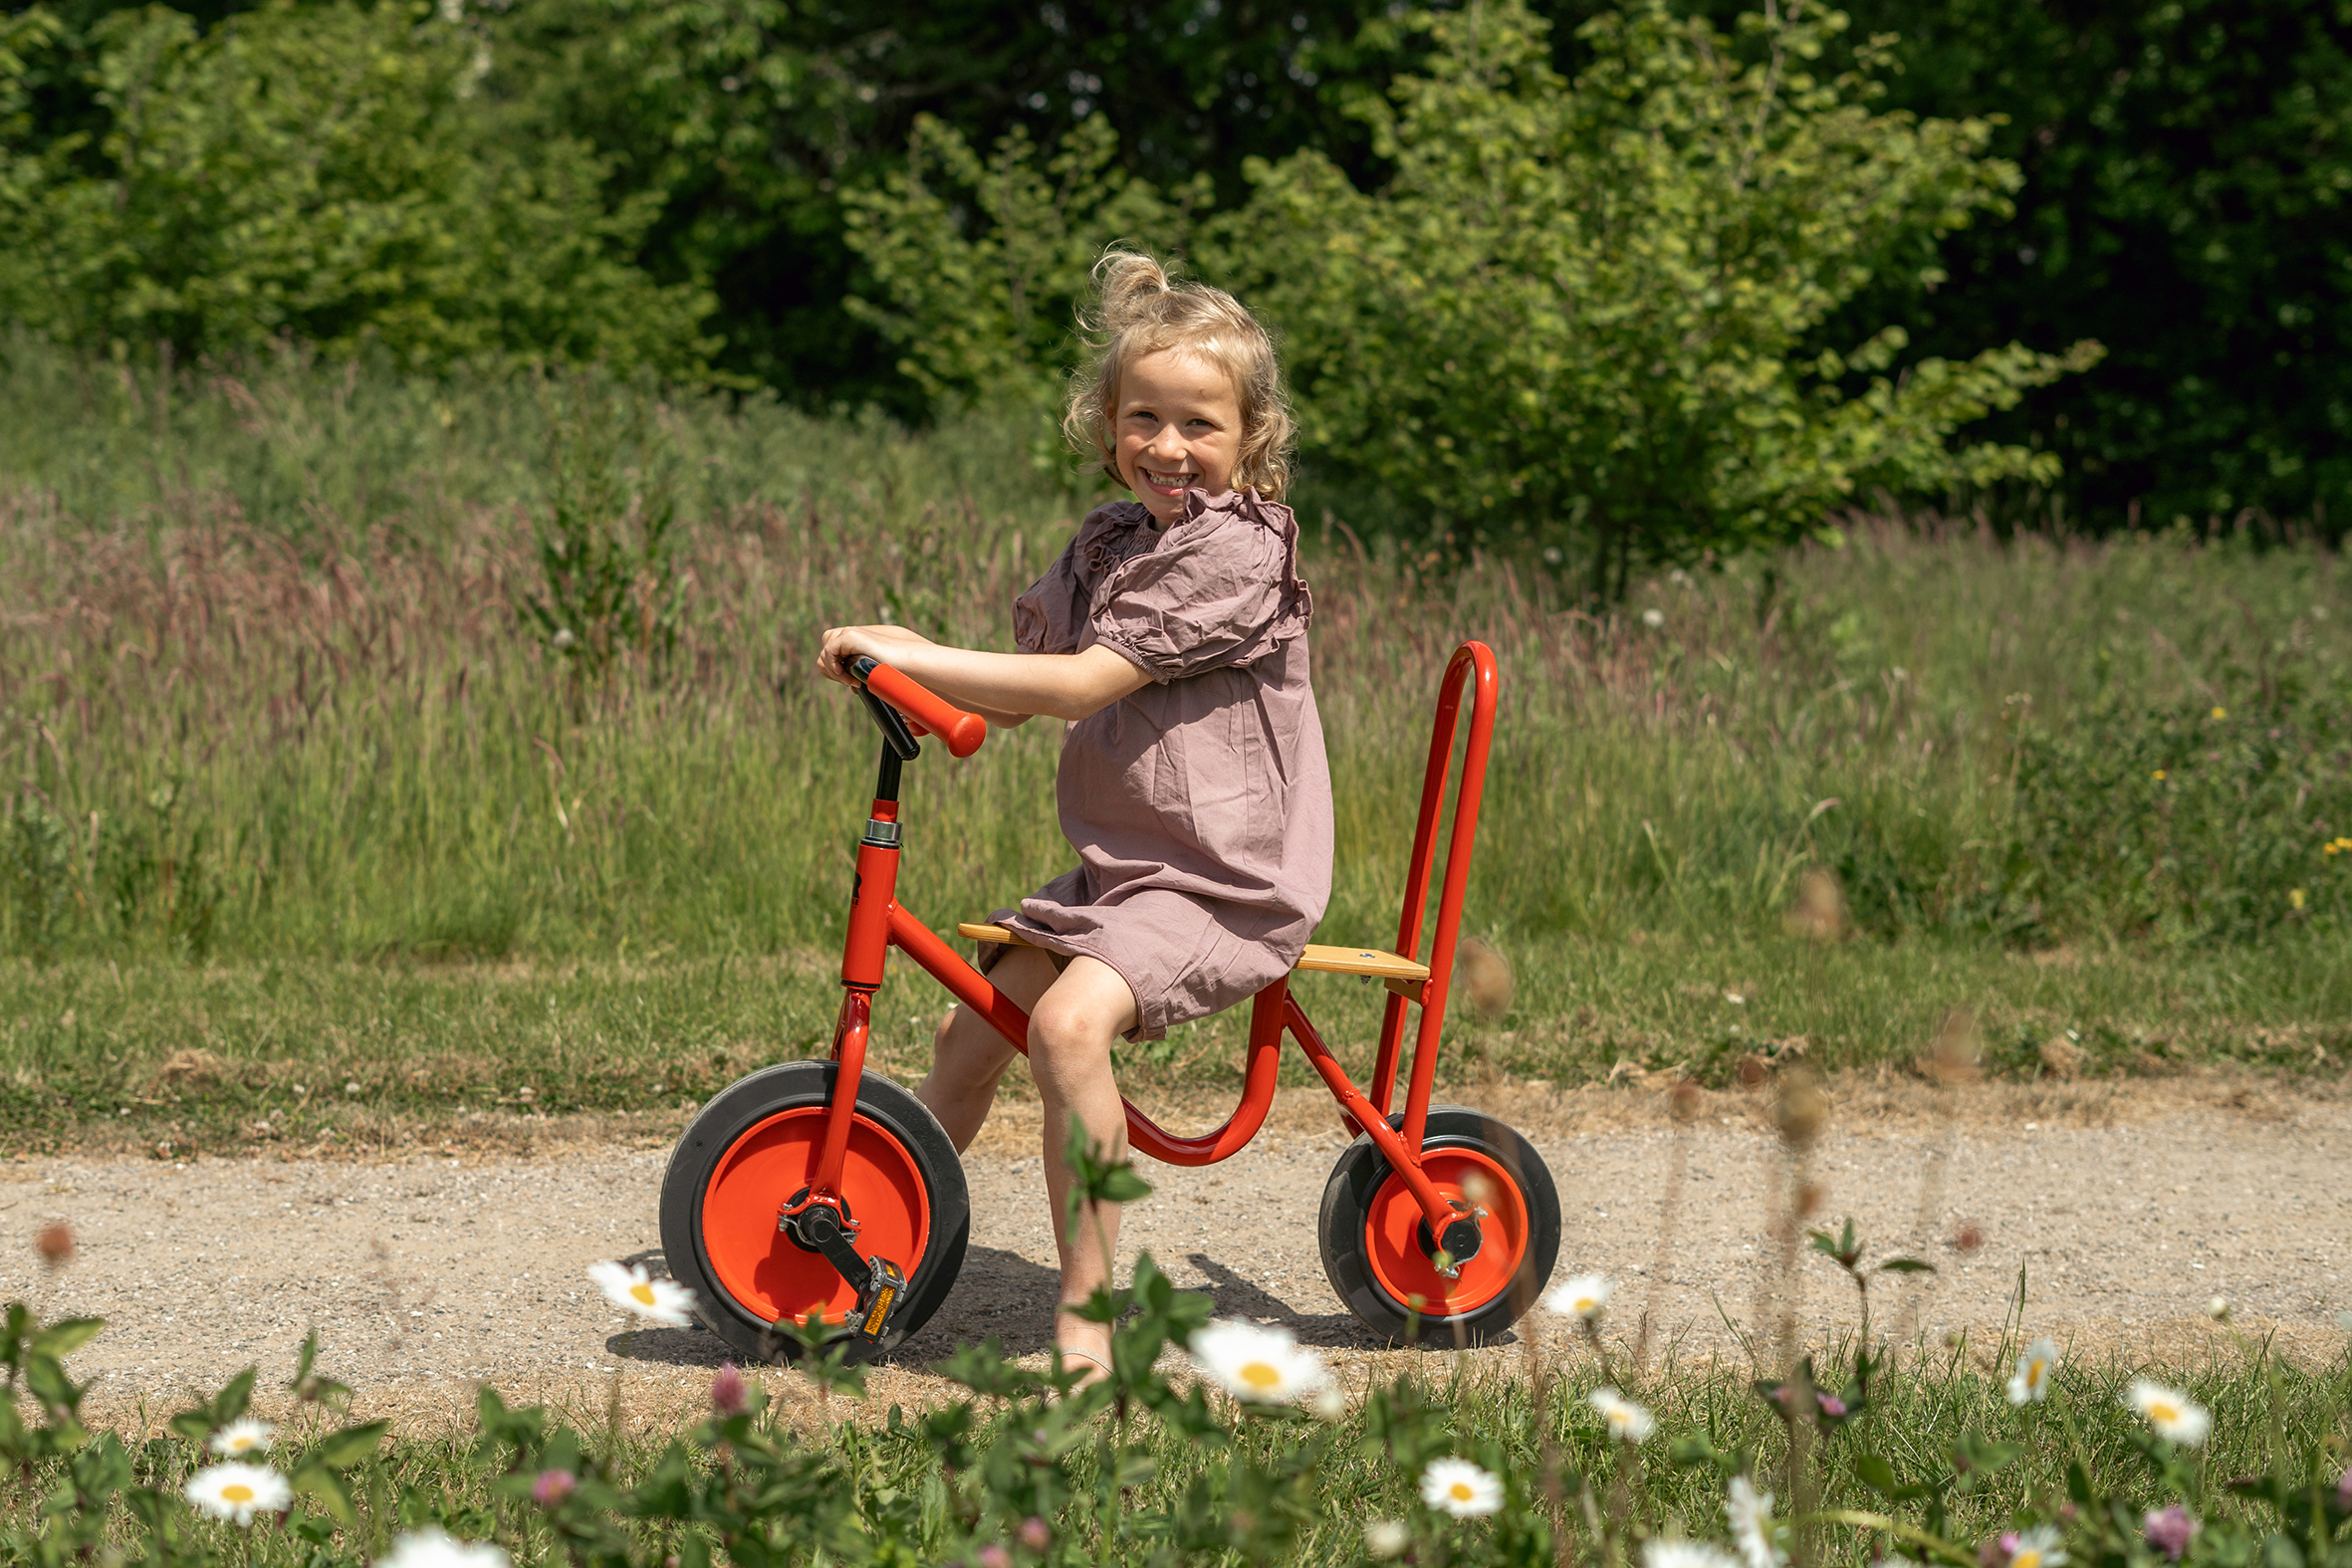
[1,0,2344,541]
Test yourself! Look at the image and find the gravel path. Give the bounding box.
[5,1079,2345,1433]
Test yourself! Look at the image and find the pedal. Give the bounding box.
[779,1190,908,1346]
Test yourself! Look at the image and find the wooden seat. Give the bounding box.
[957,923,1431,997]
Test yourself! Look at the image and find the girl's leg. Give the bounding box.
[1026,956,1140,1378]
[915,945,1059,1153]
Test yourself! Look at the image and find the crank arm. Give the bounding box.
[779,1194,909,1346]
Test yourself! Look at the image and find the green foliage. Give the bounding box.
[0,0,715,373]
[1836,0,2352,533]
[842,112,1211,407]
[0,1210,2347,1564]
[1996,691,2352,948]
[519,376,688,684]
[1222,0,2099,587]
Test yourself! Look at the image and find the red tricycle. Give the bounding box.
[659,641,1560,1360]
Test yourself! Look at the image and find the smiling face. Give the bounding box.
[1113,349,1243,523]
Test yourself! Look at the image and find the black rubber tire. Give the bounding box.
[1317,1105,1561,1347]
[660,1061,969,1365]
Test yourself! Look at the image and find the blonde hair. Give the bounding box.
[1061,249,1296,500]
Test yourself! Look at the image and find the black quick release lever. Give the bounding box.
[847,655,921,760]
[778,1190,908,1347]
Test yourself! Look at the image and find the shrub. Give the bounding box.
[0,1,715,374]
[1223,0,2100,590]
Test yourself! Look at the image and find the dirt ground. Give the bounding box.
[4,1069,2346,1437]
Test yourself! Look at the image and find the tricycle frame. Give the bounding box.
[804,641,1502,1263]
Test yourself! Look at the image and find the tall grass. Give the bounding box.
[1,345,2348,1135]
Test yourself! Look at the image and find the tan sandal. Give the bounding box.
[1054,1346,1113,1389]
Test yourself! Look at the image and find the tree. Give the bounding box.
[0,0,716,373]
[841,112,1211,407]
[1220,0,2101,591]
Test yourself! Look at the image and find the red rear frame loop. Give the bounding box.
[1367,641,1501,1145]
[830,641,1502,1247]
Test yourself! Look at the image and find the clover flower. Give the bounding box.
[1727,1474,1786,1568]
[1544,1273,1611,1321]
[588,1260,698,1326]
[711,1362,748,1416]
[1645,1541,1744,1568]
[1364,1518,1411,1558]
[531,1469,577,1508]
[2143,1505,2199,1560]
[1019,1517,1051,1551]
[2006,1337,2059,1405]
[183,1462,290,1525]
[2125,1379,2211,1447]
[1187,1318,1329,1404]
[209,1417,276,1457]
[376,1525,512,1568]
[1419,1456,1504,1517]
[1589,1386,1656,1443]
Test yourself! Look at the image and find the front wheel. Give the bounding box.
[660,1061,969,1364]
[1317,1105,1560,1346]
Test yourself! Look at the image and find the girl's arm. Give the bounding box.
[817,624,1150,725]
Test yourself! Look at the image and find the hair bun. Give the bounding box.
[1091,250,1172,332]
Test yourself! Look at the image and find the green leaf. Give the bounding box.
[214,1366,257,1424]
[29,1319,105,1359]
[1855,1454,1901,1495]
[298,1420,388,1470]
[293,1467,356,1528]
[1877,1258,1937,1275]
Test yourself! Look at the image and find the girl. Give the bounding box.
[817,251,1332,1379]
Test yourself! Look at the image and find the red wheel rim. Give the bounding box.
[1361,1147,1530,1318]
[700,1106,931,1329]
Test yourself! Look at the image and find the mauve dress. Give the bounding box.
[984,488,1334,1040]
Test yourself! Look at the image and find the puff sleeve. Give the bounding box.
[1013,505,1147,654]
[1087,493,1310,682]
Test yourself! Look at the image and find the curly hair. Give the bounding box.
[1060,249,1296,500]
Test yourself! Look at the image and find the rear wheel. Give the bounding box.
[660,1061,969,1364]
[1317,1105,1559,1346]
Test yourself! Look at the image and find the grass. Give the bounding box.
[2,344,2349,1149]
[13,1276,2351,1565]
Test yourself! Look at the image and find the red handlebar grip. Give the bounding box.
[864,664,988,758]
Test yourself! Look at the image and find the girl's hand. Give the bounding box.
[817,624,936,685]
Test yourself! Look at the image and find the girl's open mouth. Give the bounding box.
[1139,467,1197,495]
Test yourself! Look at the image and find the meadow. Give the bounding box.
[1,344,2349,1152]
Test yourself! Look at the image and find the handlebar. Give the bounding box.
[848,657,988,759]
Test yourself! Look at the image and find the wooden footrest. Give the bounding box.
[957,922,1431,990]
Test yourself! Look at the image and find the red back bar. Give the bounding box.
[1368,643,1500,1128]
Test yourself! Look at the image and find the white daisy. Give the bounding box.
[1419,1456,1504,1517]
[376,1525,513,1568]
[183,1462,291,1525]
[2006,1524,2068,1568]
[1187,1318,1330,1404]
[1726,1474,1785,1568]
[587,1260,698,1327]
[1646,1540,1744,1568]
[2006,1337,2059,1405]
[2125,1380,2211,1447]
[1544,1273,1611,1321]
[208,1417,276,1457]
[1589,1385,1657,1443]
